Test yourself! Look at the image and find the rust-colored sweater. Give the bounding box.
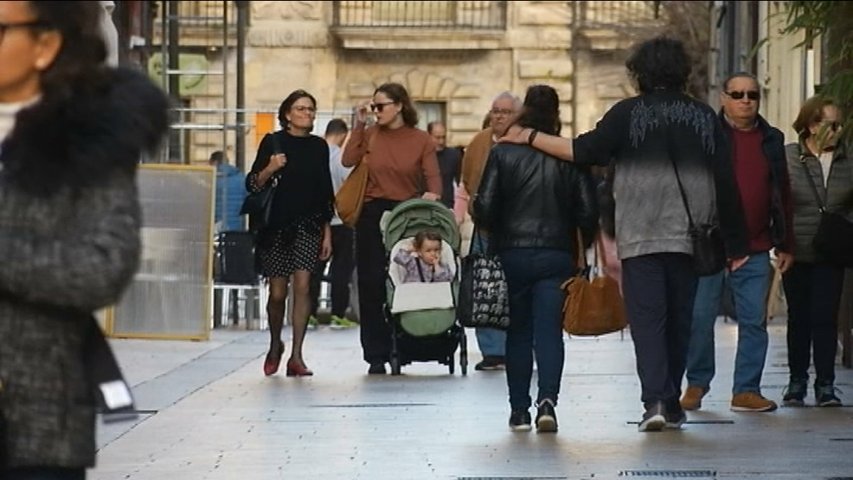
[342,123,441,201]
[461,127,494,199]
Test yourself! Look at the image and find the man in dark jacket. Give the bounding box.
[496,37,750,432]
[680,73,795,414]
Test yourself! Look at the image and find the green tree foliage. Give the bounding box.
[782,1,853,142]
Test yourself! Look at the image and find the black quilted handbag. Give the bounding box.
[458,234,511,330]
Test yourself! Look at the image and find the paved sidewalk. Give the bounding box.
[93,320,853,480]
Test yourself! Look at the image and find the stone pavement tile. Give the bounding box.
[92,322,853,479]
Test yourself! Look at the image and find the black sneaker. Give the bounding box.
[475,356,506,371]
[367,363,386,375]
[509,409,532,432]
[535,399,558,433]
[815,382,842,407]
[664,401,686,429]
[638,401,666,432]
[782,379,808,407]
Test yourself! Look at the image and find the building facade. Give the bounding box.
[122,1,666,166]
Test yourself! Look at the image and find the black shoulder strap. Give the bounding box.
[659,106,697,229]
[798,154,826,213]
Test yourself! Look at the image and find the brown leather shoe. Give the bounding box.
[680,386,707,411]
[730,392,778,412]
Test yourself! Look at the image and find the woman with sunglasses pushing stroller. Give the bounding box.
[342,83,443,375]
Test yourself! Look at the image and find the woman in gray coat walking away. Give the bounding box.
[0,2,169,478]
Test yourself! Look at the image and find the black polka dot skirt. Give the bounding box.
[257,216,323,278]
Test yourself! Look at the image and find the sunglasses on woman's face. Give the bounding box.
[370,102,395,112]
[725,90,761,101]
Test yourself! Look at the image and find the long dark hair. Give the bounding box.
[517,85,561,135]
[26,1,109,98]
[277,89,317,132]
[374,83,419,128]
[626,36,691,94]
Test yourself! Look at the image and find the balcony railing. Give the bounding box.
[333,1,507,30]
[578,1,663,30]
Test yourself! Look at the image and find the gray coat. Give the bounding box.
[785,142,853,263]
[0,69,169,468]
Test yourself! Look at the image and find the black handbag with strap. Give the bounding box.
[799,155,853,268]
[667,134,726,276]
[240,132,282,232]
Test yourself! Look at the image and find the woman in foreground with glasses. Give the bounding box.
[0,1,169,478]
[782,95,852,407]
[248,89,334,378]
[342,82,442,374]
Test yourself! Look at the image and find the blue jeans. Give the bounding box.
[500,248,574,409]
[470,230,506,357]
[685,252,771,394]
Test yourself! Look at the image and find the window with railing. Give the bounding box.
[333,1,507,30]
[578,1,662,30]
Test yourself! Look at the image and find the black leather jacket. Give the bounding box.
[473,143,598,253]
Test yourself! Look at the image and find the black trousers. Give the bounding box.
[622,253,698,406]
[310,225,355,318]
[356,199,399,364]
[782,261,845,384]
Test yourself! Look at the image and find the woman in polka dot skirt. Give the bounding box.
[247,89,334,377]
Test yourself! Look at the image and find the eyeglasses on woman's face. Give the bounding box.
[819,120,843,132]
[291,105,316,114]
[370,101,395,112]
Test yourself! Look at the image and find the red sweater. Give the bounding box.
[731,128,772,253]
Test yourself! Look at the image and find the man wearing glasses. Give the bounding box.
[680,72,795,413]
[458,91,521,371]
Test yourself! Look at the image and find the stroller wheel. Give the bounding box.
[448,357,455,375]
[390,355,402,375]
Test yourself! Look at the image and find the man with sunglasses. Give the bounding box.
[680,72,795,413]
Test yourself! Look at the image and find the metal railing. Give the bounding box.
[578,0,662,30]
[333,1,507,30]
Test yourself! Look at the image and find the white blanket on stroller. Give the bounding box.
[391,282,454,314]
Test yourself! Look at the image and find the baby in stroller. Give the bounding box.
[393,230,454,283]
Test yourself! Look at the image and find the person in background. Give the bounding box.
[0,1,169,477]
[248,89,334,378]
[680,72,794,414]
[475,84,598,433]
[210,150,247,232]
[428,120,462,209]
[457,92,522,372]
[343,82,441,375]
[309,118,358,329]
[498,36,749,432]
[782,95,852,407]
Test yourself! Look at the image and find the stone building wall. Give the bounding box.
[180,1,665,165]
